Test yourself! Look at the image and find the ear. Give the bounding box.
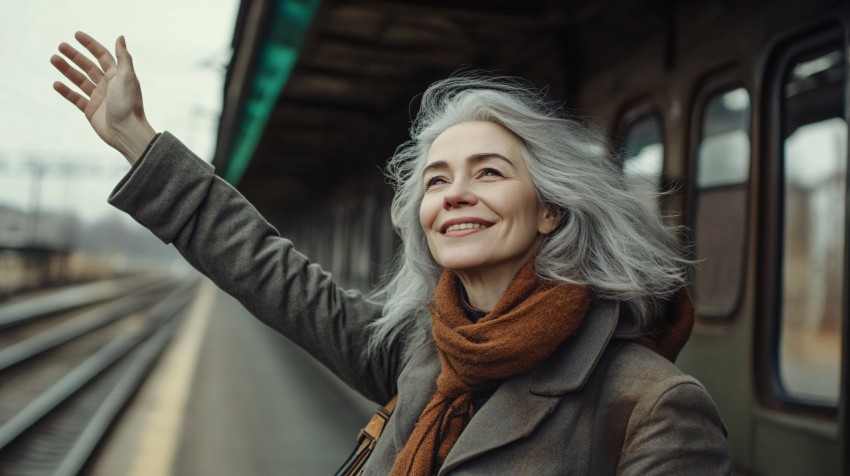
[538,204,562,235]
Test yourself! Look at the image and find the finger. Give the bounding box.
[74,30,116,73]
[115,35,134,69]
[50,54,96,96]
[58,42,104,84]
[53,81,89,113]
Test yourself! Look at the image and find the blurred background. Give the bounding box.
[0,0,848,475]
[0,0,237,295]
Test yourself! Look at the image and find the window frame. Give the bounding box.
[687,76,753,321]
[615,105,667,206]
[757,24,846,417]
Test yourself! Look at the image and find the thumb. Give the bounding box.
[115,35,133,67]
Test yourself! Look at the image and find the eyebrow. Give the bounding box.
[422,153,516,176]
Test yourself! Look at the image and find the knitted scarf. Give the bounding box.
[390,259,591,475]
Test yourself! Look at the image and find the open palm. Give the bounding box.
[51,31,155,163]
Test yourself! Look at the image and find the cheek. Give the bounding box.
[512,194,545,232]
[419,196,438,231]
[418,205,427,232]
[418,199,439,257]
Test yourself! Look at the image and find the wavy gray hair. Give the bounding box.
[367,75,691,358]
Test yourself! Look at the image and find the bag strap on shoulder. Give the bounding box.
[336,395,398,476]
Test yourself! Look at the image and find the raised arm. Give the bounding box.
[50,33,400,403]
[50,31,155,164]
[114,133,400,402]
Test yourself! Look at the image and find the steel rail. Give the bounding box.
[0,274,165,330]
[0,280,174,372]
[54,294,191,476]
[0,280,198,451]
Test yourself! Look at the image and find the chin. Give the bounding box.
[433,254,488,273]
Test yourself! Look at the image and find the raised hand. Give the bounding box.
[51,31,156,164]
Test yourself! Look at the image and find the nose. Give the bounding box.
[442,179,477,210]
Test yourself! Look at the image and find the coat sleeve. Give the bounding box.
[108,131,399,403]
[617,374,731,475]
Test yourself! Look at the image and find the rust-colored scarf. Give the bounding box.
[390,260,591,475]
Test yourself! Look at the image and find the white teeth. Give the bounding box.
[445,223,484,233]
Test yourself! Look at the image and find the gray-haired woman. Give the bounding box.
[51,32,731,475]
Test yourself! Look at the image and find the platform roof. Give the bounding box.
[212,0,672,219]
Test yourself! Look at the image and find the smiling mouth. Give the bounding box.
[440,221,494,234]
[445,223,486,233]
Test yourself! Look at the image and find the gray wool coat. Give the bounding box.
[109,132,732,475]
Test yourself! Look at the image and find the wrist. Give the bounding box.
[114,121,157,165]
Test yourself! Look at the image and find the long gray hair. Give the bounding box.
[367,75,691,358]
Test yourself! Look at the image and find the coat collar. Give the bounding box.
[531,299,622,396]
[392,299,628,474]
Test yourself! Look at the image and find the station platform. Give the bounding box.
[92,279,377,475]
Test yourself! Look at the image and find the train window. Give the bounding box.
[621,113,664,212]
[778,46,846,405]
[693,86,751,318]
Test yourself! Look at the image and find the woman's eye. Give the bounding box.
[425,176,447,189]
[478,168,503,178]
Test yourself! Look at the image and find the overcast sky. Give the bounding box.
[0,0,239,223]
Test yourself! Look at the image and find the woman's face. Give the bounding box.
[419,121,559,281]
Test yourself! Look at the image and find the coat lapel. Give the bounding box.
[531,300,620,395]
[437,300,621,474]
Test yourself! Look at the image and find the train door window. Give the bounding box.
[693,86,751,318]
[778,45,846,405]
[621,113,664,212]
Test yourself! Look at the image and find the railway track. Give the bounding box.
[0,274,199,475]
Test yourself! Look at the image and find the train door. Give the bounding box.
[755,24,847,475]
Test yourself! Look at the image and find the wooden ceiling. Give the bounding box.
[216,0,671,221]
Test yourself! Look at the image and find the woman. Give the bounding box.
[51,32,731,474]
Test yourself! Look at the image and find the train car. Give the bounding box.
[213,0,848,473]
[572,2,848,474]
